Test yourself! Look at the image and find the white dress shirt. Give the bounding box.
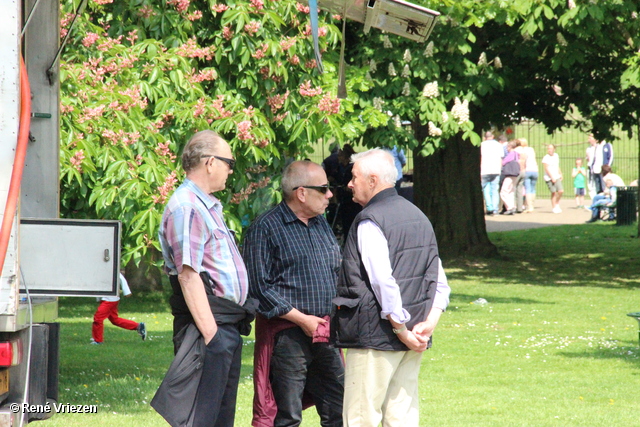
[357,219,451,324]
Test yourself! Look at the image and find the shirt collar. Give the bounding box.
[279,201,320,226]
[183,178,221,210]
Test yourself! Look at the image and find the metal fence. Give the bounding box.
[512,122,639,199]
[308,122,639,200]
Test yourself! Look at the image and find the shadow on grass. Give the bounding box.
[449,293,555,309]
[558,339,640,371]
[446,224,640,290]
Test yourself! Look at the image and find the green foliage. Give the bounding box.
[59,0,363,267]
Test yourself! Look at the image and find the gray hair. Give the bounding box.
[351,149,397,186]
[281,160,317,200]
[182,130,225,173]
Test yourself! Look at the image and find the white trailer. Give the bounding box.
[0,1,120,424]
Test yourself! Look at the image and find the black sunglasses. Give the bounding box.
[202,155,236,170]
[293,185,331,194]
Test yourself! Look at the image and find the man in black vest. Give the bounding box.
[331,149,450,427]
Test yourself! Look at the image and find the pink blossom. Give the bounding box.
[176,38,216,60]
[299,80,322,97]
[168,0,190,13]
[60,28,68,38]
[60,104,74,114]
[189,68,218,83]
[280,37,296,51]
[303,25,327,37]
[194,98,207,118]
[211,3,229,13]
[135,155,143,165]
[222,26,234,41]
[318,94,341,115]
[187,11,203,21]
[153,171,178,205]
[94,0,114,4]
[250,0,264,10]
[97,35,123,52]
[78,105,106,123]
[333,14,342,20]
[155,141,177,162]
[304,59,317,69]
[126,30,138,44]
[244,21,261,35]
[70,150,85,172]
[237,120,253,141]
[82,33,100,47]
[138,5,154,18]
[267,91,290,113]
[211,95,232,119]
[252,43,269,59]
[289,55,300,66]
[272,112,289,122]
[296,2,310,13]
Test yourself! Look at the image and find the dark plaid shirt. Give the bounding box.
[242,202,341,319]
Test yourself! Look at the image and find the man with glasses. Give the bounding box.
[243,160,344,427]
[158,130,256,427]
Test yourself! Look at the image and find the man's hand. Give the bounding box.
[412,320,436,342]
[396,329,429,352]
[281,308,326,337]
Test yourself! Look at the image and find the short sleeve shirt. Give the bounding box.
[159,179,248,305]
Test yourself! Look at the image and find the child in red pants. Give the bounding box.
[91,273,146,344]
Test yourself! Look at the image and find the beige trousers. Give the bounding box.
[343,348,423,427]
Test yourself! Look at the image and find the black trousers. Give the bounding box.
[271,327,344,427]
[192,324,243,427]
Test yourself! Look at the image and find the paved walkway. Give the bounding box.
[485,198,593,232]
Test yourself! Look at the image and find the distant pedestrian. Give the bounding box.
[542,144,564,213]
[480,131,504,215]
[91,272,146,344]
[519,139,538,213]
[572,158,586,208]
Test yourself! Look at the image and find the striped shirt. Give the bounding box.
[159,179,248,305]
[242,202,341,319]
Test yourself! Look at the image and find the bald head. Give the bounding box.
[281,161,324,200]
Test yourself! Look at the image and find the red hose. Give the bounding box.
[0,55,31,271]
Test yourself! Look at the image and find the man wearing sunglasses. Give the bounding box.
[243,160,344,427]
[158,130,256,427]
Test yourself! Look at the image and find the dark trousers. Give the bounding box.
[192,324,243,427]
[271,327,344,427]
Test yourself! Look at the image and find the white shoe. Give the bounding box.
[552,206,562,214]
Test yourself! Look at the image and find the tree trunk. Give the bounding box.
[124,248,164,292]
[412,132,497,259]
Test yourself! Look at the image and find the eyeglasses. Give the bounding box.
[202,155,236,170]
[293,185,331,194]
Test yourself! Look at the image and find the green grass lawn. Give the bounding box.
[40,223,640,426]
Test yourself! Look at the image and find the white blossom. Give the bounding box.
[369,59,377,72]
[478,52,487,66]
[365,71,372,81]
[422,81,439,98]
[383,35,392,49]
[567,0,576,9]
[424,41,434,57]
[373,97,384,110]
[428,121,442,136]
[401,64,411,78]
[442,111,449,122]
[402,82,411,96]
[451,97,470,124]
[494,56,502,69]
[393,115,402,128]
[557,32,568,47]
[403,49,412,62]
[388,63,397,77]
